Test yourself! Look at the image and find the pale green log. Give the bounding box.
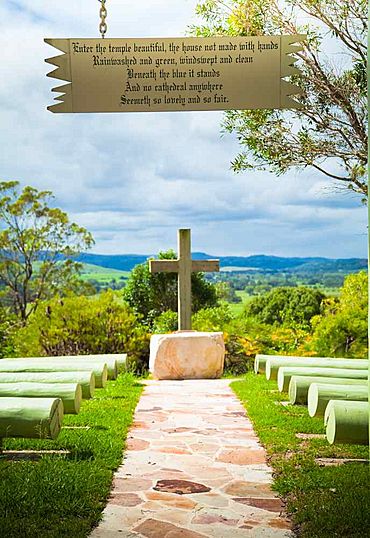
[0,371,95,399]
[77,353,127,372]
[266,358,368,381]
[0,397,63,440]
[288,375,368,405]
[112,353,127,372]
[257,353,365,361]
[5,355,119,380]
[0,383,82,414]
[0,360,108,388]
[46,355,120,379]
[254,356,268,374]
[325,400,369,445]
[256,353,358,375]
[50,356,118,380]
[308,383,369,418]
[278,366,368,392]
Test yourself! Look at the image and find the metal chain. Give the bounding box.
[98,0,108,39]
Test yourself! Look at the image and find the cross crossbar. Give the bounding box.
[149,259,219,273]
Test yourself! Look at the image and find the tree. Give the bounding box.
[214,281,242,303]
[14,291,150,373]
[0,307,17,358]
[244,286,325,327]
[310,271,368,357]
[122,249,218,325]
[0,181,94,321]
[193,0,367,198]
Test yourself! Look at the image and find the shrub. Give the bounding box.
[223,333,257,375]
[0,307,18,358]
[310,272,368,357]
[191,306,256,375]
[152,311,178,333]
[14,291,150,373]
[244,286,325,328]
[192,304,233,332]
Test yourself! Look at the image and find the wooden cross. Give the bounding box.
[149,229,220,330]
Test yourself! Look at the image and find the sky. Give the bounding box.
[0,0,367,258]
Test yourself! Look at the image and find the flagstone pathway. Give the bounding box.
[91,379,292,537]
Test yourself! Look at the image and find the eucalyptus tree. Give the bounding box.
[193,0,368,198]
[0,181,94,321]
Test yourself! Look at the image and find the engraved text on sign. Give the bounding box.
[45,35,305,113]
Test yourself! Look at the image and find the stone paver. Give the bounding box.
[90,380,292,537]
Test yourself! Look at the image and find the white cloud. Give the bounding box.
[0,0,367,257]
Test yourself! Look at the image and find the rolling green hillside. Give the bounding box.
[79,263,130,285]
[81,263,130,290]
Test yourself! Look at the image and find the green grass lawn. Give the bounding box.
[0,373,143,538]
[1,371,367,537]
[232,373,369,538]
[227,290,252,316]
[79,263,130,283]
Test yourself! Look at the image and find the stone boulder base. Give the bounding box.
[149,331,225,380]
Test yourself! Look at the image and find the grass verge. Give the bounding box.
[231,373,369,538]
[0,373,143,538]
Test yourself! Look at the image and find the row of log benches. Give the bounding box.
[0,354,126,444]
[1,352,367,447]
[254,354,369,445]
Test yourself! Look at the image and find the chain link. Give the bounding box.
[99,0,108,39]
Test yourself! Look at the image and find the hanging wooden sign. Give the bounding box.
[45,35,305,113]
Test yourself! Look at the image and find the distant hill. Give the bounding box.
[76,253,367,274]
[76,254,149,271]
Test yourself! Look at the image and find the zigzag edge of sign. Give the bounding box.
[280,34,306,109]
[45,35,307,113]
[45,39,73,113]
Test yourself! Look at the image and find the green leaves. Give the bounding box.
[192,0,368,197]
[122,249,218,327]
[0,181,94,320]
[14,291,150,373]
[244,286,325,328]
[311,271,368,357]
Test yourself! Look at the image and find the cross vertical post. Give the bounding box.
[178,229,192,330]
[149,228,220,331]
